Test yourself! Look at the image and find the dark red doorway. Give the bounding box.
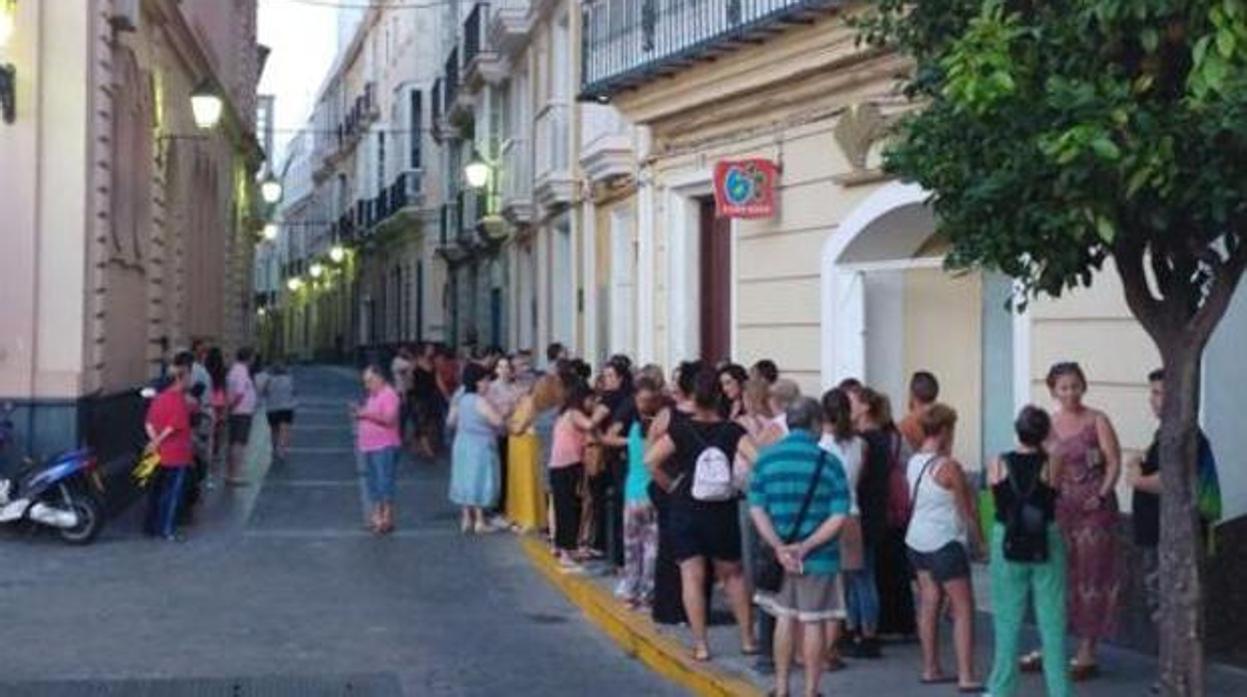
[699,198,732,364]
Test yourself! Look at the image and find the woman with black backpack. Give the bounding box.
[985,406,1073,697]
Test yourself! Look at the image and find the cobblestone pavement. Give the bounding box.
[0,366,687,697]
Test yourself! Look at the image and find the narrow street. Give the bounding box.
[0,366,686,696]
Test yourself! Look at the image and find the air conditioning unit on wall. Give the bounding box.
[110,0,141,32]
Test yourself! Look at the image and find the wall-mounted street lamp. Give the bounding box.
[0,0,17,124]
[286,277,303,292]
[0,1,13,48]
[262,223,278,241]
[464,153,491,190]
[308,262,325,279]
[328,245,346,264]
[190,79,223,130]
[260,174,283,205]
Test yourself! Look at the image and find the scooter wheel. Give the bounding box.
[58,493,102,545]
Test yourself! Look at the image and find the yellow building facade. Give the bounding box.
[581,1,1247,518]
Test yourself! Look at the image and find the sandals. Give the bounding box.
[692,645,712,662]
[1019,651,1043,673]
[1069,661,1100,681]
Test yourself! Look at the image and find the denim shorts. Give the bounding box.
[364,447,399,504]
[907,541,971,583]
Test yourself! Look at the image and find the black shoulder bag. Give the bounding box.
[755,451,827,594]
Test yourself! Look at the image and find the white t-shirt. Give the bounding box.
[391,356,414,393]
[227,362,257,415]
[819,434,865,515]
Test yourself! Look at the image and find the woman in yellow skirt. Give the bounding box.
[506,375,563,532]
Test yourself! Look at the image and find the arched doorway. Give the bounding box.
[821,182,1018,470]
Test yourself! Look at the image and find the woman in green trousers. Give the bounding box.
[986,406,1074,697]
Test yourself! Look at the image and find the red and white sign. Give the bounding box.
[713,159,779,219]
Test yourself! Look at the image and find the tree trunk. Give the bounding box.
[1156,342,1205,697]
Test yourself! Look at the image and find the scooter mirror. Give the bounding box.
[139,387,157,400]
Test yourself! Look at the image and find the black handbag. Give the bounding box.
[755,451,827,594]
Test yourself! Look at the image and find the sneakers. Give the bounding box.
[613,579,635,601]
[557,556,585,574]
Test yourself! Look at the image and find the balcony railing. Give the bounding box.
[338,212,355,241]
[464,3,489,67]
[581,0,835,100]
[534,104,570,180]
[383,170,424,213]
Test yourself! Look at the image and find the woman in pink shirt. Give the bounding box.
[548,380,598,569]
[353,364,403,535]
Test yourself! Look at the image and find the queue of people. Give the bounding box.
[142,342,298,542]
[363,340,1219,697]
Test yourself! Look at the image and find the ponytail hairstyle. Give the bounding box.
[859,387,895,429]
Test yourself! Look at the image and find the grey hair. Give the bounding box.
[786,396,824,433]
[769,379,801,410]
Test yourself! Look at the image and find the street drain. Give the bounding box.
[526,612,570,625]
[0,674,404,697]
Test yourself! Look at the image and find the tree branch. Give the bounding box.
[1189,242,1247,349]
[1115,235,1167,344]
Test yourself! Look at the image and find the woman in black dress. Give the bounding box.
[854,387,916,641]
[646,364,757,661]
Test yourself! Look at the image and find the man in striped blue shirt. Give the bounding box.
[749,397,850,697]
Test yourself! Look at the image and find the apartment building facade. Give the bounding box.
[0,0,264,462]
[279,2,447,362]
[424,0,634,364]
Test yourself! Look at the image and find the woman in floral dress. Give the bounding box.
[1022,362,1122,681]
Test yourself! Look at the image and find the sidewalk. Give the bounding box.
[520,535,1247,696]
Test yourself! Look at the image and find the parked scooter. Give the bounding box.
[0,402,105,545]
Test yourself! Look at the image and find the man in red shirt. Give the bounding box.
[145,352,195,541]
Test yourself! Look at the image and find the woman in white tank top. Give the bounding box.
[904,403,984,692]
[906,451,967,552]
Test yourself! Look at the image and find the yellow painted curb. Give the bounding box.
[520,535,764,697]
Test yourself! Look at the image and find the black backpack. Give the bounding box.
[1002,454,1049,564]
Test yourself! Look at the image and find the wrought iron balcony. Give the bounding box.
[580,0,837,101]
[338,212,355,241]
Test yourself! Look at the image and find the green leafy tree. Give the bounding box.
[857,1,1247,694]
